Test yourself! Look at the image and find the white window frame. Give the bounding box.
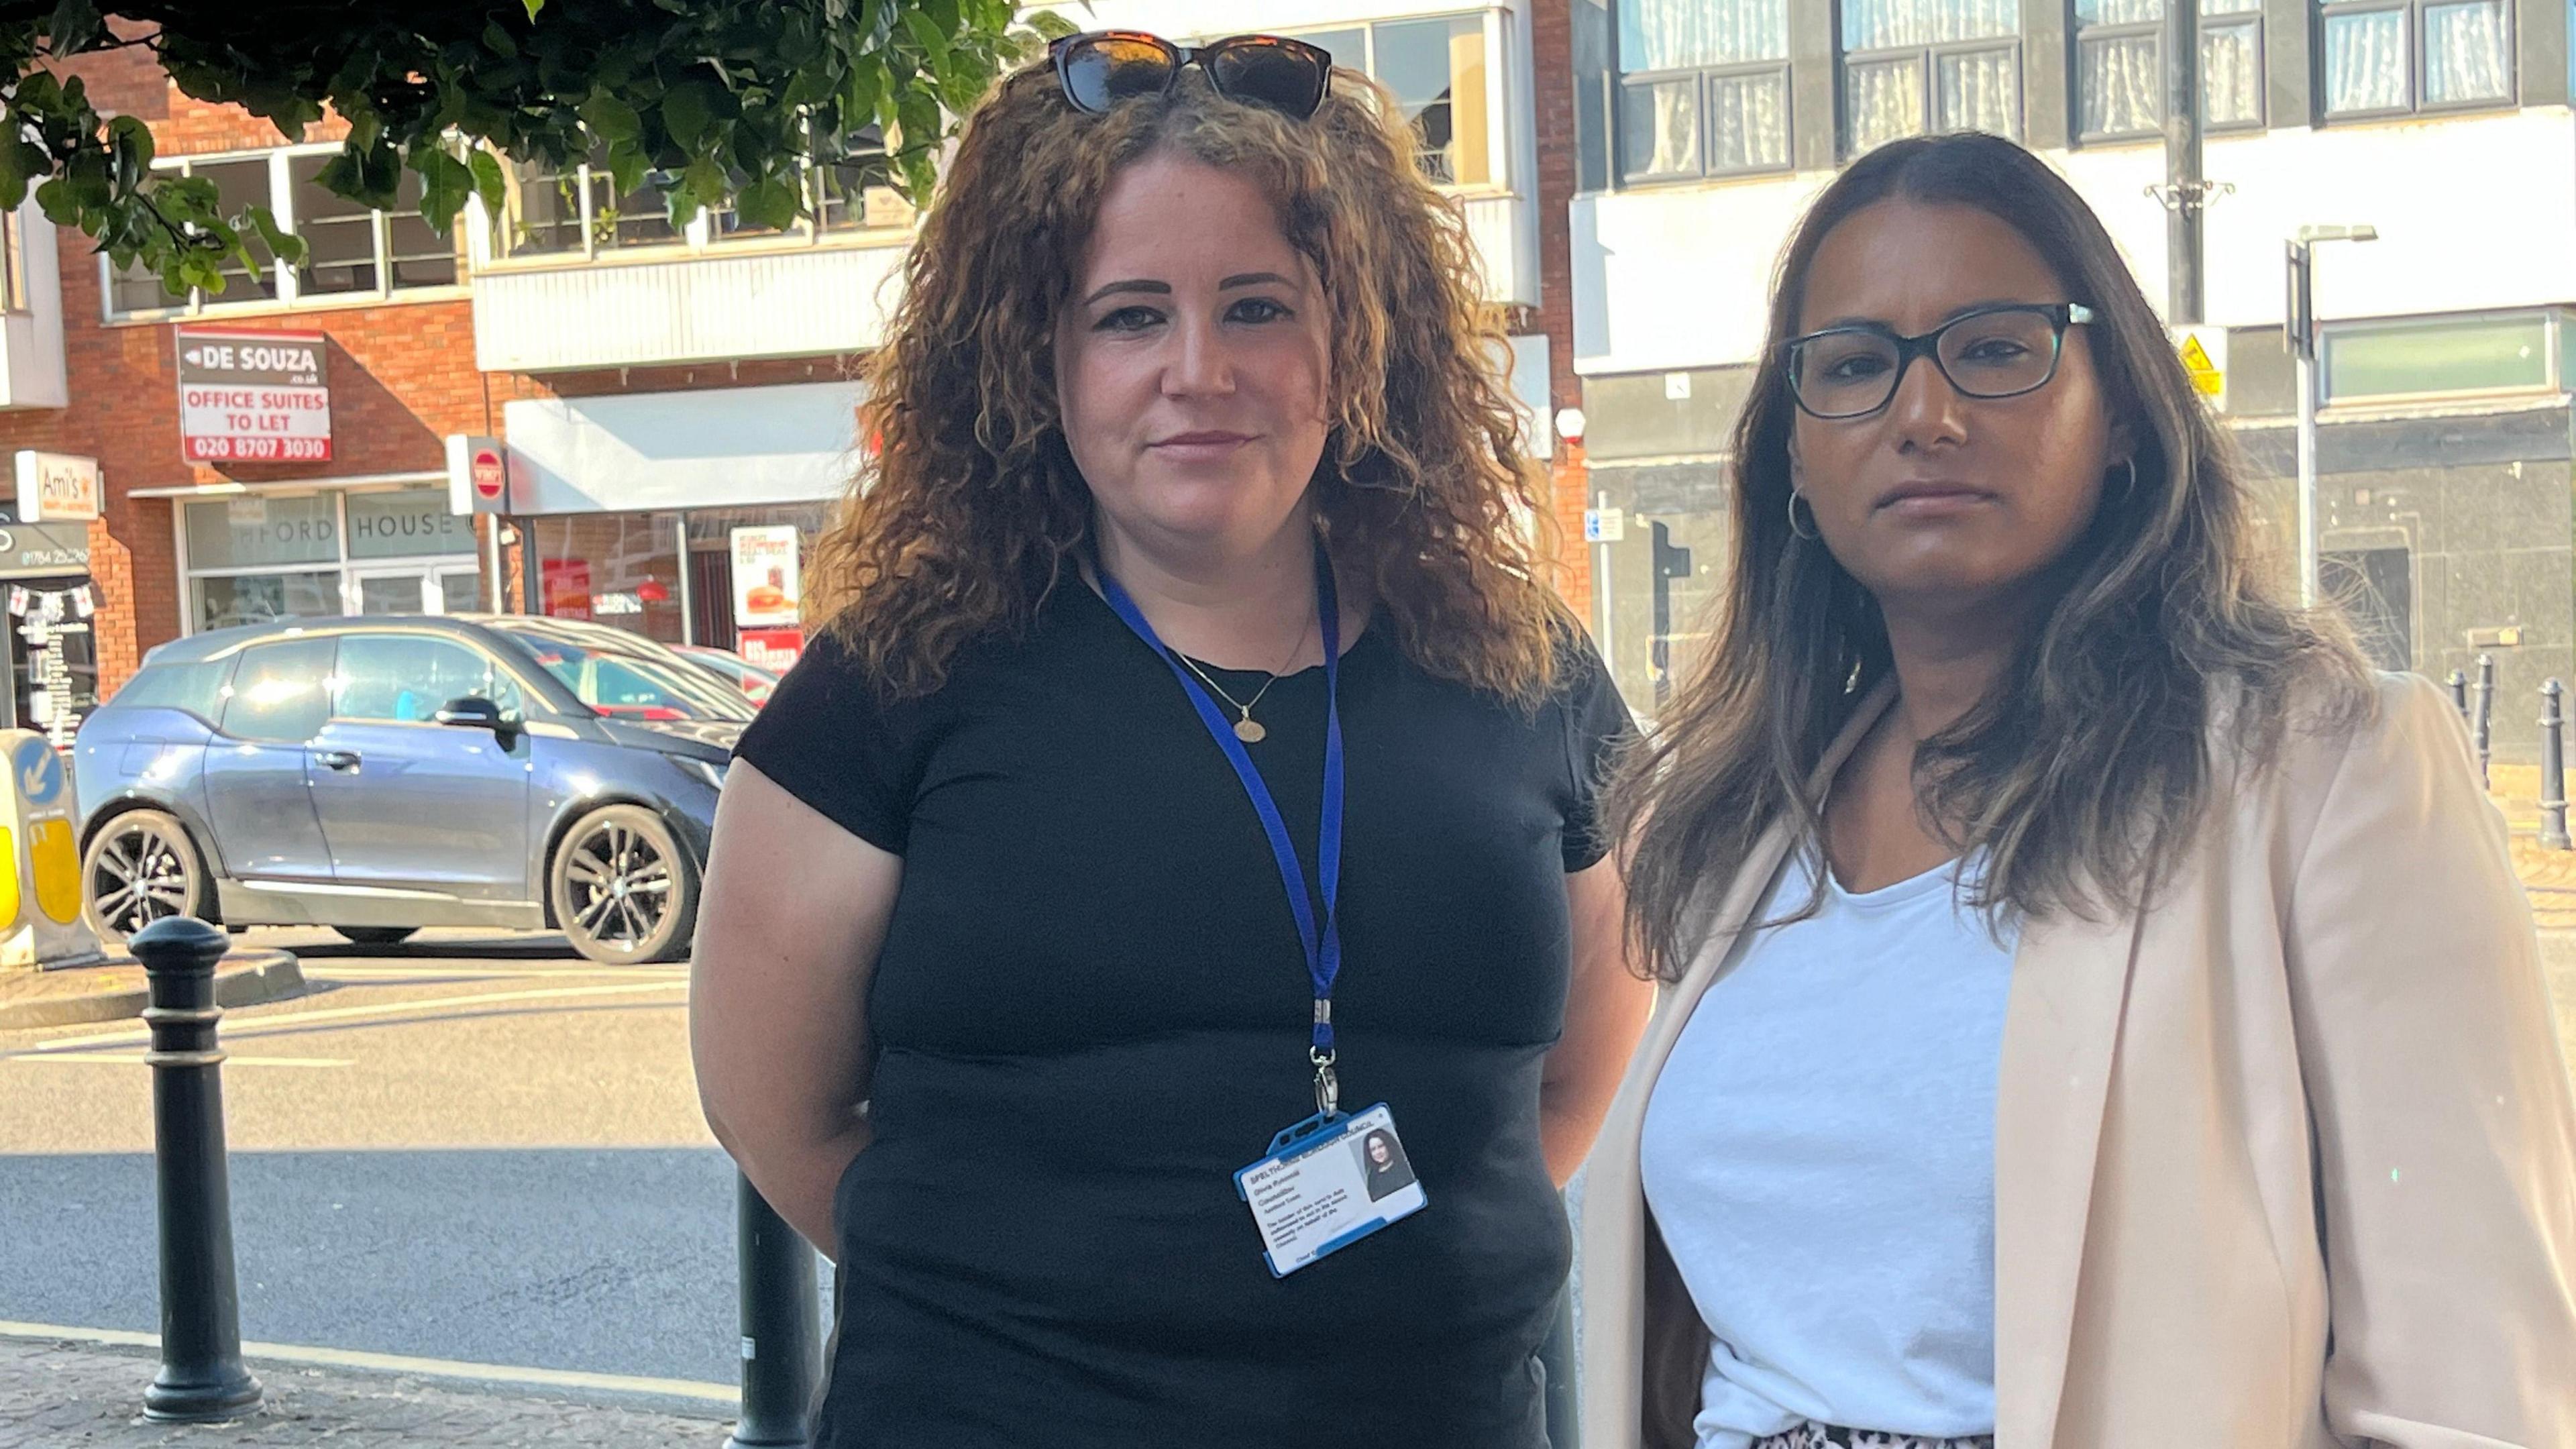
[101,142,469,323]
[171,486,483,637]
[482,125,910,272]
[1268,7,1516,198]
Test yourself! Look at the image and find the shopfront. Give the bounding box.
[168,478,482,633]
[500,382,860,671]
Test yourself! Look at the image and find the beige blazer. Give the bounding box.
[1576,672,2576,1448]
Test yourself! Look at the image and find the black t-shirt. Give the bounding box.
[734,579,1631,1448]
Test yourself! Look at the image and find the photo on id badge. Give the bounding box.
[1236,1104,1428,1279]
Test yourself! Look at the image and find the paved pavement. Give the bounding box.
[0,929,773,1389]
[0,1334,732,1448]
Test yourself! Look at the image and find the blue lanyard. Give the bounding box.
[1097,543,1347,1116]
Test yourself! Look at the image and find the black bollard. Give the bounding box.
[2474,653,2496,788]
[133,916,262,1421]
[2449,668,2470,718]
[2542,681,2571,851]
[729,1173,822,1449]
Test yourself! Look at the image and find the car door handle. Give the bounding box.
[317,750,362,772]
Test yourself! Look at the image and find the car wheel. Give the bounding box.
[551,804,696,965]
[334,926,418,947]
[83,810,215,945]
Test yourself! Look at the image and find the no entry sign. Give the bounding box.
[175,327,332,463]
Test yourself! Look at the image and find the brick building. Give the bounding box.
[5,10,1598,739]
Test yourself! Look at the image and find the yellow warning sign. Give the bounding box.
[2174,326,2227,409]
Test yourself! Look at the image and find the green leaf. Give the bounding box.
[469,149,507,215]
[482,20,519,58]
[843,55,884,127]
[925,0,961,34]
[521,0,545,19]
[579,91,643,146]
[413,146,474,236]
[901,11,951,65]
[107,114,152,194]
[604,141,647,197]
[1024,9,1082,42]
[660,80,716,150]
[735,174,798,229]
[45,0,105,56]
[0,143,32,212]
[241,203,307,267]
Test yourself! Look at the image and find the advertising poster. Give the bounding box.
[731,526,802,629]
[541,559,593,621]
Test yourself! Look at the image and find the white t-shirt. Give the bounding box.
[1638,849,2017,1448]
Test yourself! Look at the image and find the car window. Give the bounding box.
[218,637,337,744]
[500,630,756,722]
[333,635,525,723]
[112,658,234,721]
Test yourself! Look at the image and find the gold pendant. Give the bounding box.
[1234,716,1267,744]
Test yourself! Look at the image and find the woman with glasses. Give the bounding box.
[689,32,1650,1448]
[1577,132,2576,1448]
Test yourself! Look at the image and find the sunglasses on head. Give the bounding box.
[1048,31,1334,120]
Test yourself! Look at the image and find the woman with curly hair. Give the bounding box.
[1576,132,2576,1448]
[689,33,1650,1446]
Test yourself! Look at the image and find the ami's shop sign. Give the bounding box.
[174,327,331,463]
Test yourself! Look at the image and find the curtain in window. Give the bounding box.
[1709,70,1792,170]
[2322,5,2410,112]
[1938,46,2021,134]
[2078,2,2263,134]
[2423,0,2512,103]
[1620,76,1701,174]
[1619,0,1788,70]
[1845,58,1926,154]
[1842,0,2019,51]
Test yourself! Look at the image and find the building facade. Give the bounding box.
[1565,0,2576,747]
[7,5,1599,729]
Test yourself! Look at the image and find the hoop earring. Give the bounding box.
[2108,455,2139,506]
[1786,490,1821,541]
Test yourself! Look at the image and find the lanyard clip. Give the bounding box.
[1310,1045,1339,1118]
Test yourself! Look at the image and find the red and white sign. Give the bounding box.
[471,448,505,501]
[737,629,806,674]
[541,559,593,621]
[175,327,331,463]
[445,433,511,515]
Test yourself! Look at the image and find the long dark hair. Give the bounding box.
[1607,133,2371,979]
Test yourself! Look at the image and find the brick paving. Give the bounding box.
[0,1336,736,1448]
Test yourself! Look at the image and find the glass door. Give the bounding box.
[347,564,484,616]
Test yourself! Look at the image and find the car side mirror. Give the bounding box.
[434,696,507,731]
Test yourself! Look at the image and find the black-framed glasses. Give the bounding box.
[1784,303,2098,421]
[1049,32,1334,119]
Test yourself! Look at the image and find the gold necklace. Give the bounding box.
[1171,606,1314,744]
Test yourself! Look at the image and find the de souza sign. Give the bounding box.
[174,327,331,464]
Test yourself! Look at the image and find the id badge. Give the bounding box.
[1233,1102,1427,1278]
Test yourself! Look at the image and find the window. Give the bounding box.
[2318,0,2512,117]
[218,637,335,744]
[106,148,465,317]
[0,210,25,312]
[2322,312,2557,402]
[182,489,482,633]
[2073,0,2264,140]
[507,125,908,261]
[115,659,233,722]
[333,635,521,723]
[1283,16,1495,186]
[499,628,752,722]
[1841,0,2022,157]
[1616,0,1792,180]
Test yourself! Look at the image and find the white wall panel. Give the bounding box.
[1574,109,2576,375]
[473,244,906,374]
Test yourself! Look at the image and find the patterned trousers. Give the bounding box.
[1751,1424,1996,1449]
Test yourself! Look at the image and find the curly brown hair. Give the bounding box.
[807,58,1566,703]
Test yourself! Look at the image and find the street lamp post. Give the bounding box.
[2286,223,2377,607]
